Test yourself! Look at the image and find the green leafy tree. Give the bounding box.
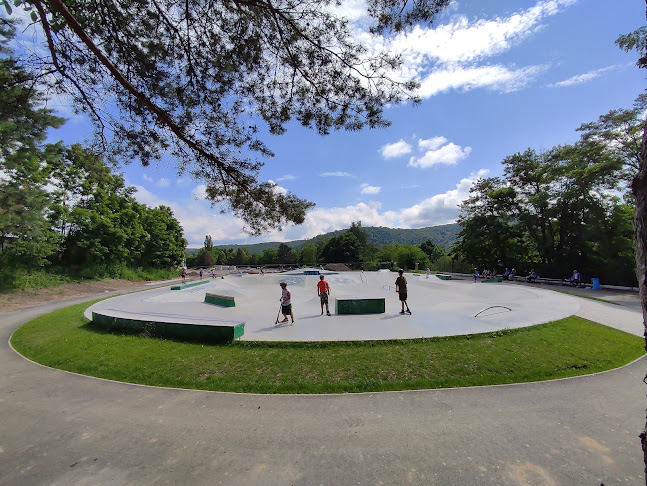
[140,205,186,267]
[395,245,429,271]
[320,232,362,264]
[300,242,318,266]
[419,239,445,263]
[259,248,278,265]
[0,23,63,267]
[5,0,451,234]
[204,235,213,252]
[454,177,526,271]
[277,243,294,264]
[63,173,147,266]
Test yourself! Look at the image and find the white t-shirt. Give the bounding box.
[281,288,291,305]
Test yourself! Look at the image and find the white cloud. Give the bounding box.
[133,169,490,246]
[320,171,352,177]
[267,180,288,196]
[408,137,472,168]
[277,174,296,182]
[380,139,413,159]
[418,63,546,97]
[548,65,616,88]
[398,170,489,227]
[351,0,575,97]
[360,184,381,195]
[143,173,171,187]
[386,0,577,65]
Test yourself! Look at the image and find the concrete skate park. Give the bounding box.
[84,269,582,342]
[3,271,646,485]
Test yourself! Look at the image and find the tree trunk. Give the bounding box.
[635,120,647,485]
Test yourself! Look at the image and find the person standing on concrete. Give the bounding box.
[279,282,295,325]
[395,269,411,315]
[317,274,331,316]
[181,268,187,284]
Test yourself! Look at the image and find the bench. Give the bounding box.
[335,297,385,314]
[204,293,236,307]
[170,280,211,290]
[508,275,590,288]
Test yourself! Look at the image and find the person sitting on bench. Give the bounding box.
[563,270,581,287]
[526,269,538,283]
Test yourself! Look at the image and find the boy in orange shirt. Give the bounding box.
[317,274,331,316]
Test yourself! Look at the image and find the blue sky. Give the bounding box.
[42,0,646,247]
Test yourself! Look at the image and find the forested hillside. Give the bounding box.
[197,223,460,255]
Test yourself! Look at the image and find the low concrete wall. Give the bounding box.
[335,297,385,314]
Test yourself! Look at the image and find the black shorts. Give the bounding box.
[282,304,292,315]
[398,292,407,302]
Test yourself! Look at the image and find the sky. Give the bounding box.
[38,0,647,247]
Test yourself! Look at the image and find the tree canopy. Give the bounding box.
[2,0,451,234]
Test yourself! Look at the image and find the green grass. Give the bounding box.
[10,300,644,394]
[0,265,178,291]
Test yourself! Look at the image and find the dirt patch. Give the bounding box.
[0,279,155,312]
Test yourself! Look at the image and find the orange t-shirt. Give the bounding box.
[317,280,329,294]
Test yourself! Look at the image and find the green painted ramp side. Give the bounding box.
[171,280,211,290]
[436,274,452,280]
[91,312,244,342]
[204,293,236,307]
[481,278,502,283]
[335,298,385,314]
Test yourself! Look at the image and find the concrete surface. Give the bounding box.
[84,270,584,341]
[1,279,646,485]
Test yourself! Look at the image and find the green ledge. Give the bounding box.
[204,293,236,307]
[170,280,211,290]
[91,312,244,342]
[335,297,385,314]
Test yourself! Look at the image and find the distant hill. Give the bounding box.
[198,223,460,254]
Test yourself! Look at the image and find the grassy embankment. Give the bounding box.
[10,299,644,394]
[0,265,178,292]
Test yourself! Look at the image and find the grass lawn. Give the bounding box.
[10,299,644,394]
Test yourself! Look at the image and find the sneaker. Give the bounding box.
[406,310,411,315]
[327,312,331,316]
[321,311,324,315]
[399,310,405,314]
[291,320,295,325]
[280,318,288,323]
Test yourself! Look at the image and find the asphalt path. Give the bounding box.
[1,287,645,485]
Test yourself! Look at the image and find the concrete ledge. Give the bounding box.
[171,280,211,290]
[335,297,385,314]
[91,311,244,342]
[204,293,236,307]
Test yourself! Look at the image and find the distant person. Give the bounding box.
[526,269,538,283]
[199,269,203,279]
[317,274,331,316]
[426,267,431,279]
[395,269,411,315]
[278,282,295,325]
[563,270,581,287]
[473,268,480,282]
[503,268,511,280]
[211,268,215,278]
[181,268,187,284]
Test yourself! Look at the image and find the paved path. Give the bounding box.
[1,287,645,485]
